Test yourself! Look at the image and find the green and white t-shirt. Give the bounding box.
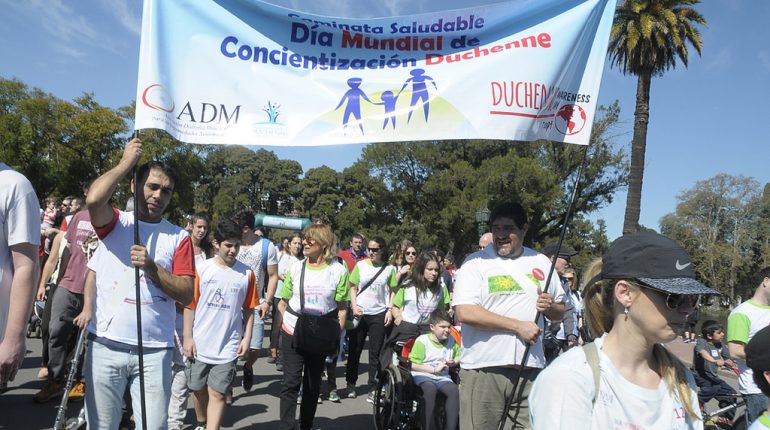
[279,259,349,335]
[350,260,398,314]
[392,282,450,325]
[409,333,460,382]
[727,299,770,394]
[749,412,770,430]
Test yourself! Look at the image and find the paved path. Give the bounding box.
[0,332,739,429]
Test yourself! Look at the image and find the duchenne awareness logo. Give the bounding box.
[142,84,174,112]
[554,104,587,136]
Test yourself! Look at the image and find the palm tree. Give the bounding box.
[609,0,705,234]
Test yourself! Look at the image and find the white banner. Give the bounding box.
[135,0,616,146]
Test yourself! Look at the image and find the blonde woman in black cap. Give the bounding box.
[529,231,719,429]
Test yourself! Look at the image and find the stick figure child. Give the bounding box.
[373,90,399,129]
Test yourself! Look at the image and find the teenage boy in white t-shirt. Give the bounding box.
[184,219,258,430]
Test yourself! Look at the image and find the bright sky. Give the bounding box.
[1,0,767,240]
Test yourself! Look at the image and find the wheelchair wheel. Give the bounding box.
[373,365,403,430]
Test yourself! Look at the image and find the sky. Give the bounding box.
[1,0,768,241]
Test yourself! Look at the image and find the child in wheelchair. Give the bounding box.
[692,320,738,423]
[407,309,460,430]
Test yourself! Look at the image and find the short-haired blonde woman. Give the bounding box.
[278,224,349,430]
[530,231,717,429]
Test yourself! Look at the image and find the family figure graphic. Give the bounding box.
[334,68,438,134]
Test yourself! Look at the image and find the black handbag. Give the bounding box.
[291,263,341,356]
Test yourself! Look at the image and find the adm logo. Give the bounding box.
[141,83,241,124]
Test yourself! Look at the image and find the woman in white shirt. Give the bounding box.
[529,231,719,429]
[269,234,301,368]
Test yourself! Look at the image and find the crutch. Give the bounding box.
[53,318,88,430]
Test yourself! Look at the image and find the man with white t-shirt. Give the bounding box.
[81,138,196,429]
[0,164,40,391]
[728,266,770,424]
[234,211,275,392]
[453,201,565,430]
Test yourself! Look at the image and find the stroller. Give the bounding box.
[26,299,46,339]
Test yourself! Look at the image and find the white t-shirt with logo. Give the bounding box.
[87,210,195,347]
[279,259,349,335]
[452,246,563,369]
[529,335,703,430]
[236,237,277,298]
[0,163,40,343]
[276,253,299,300]
[349,260,398,315]
[393,282,450,325]
[727,299,770,394]
[189,259,258,364]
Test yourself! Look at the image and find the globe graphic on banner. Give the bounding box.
[554,104,587,136]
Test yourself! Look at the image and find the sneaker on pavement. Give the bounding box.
[328,389,341,403]
[33,381,64,403]
[346,384,356,399]
[242,366,254,392]
[317,395,323,404]
[366,389,376,404]
[276,362,283,372]
[68,381,86,402]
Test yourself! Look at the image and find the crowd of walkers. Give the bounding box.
[2,139,770,430]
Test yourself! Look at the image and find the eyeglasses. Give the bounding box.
[368,247,380,253]
[405,251,417,256]
[303,236,316,244]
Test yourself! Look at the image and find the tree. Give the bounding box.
[660,174,764,302]
[609,0,705,234]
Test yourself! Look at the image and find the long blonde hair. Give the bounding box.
[582,258,699,420]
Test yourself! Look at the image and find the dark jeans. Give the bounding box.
[279,330,325,430]
[47,287,84,382]
[270,297,283,351]
[346,312,388,389]
[693,373,737,420]
[745,392,770,424]
[419,381,459,430]
[40,282,58,367]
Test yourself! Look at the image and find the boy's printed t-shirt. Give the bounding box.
[87,209,195,347]
[189,259,258,364]
[409,333,460,382]
[279,259,349,335]
[727,299,770,394]
[392,283,450,325]
[349,260,398,314]
[529,334,703,430]
[58,210,96,294]
[692,338,730,380]
[452,246,564,370]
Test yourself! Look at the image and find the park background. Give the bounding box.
[0,0,768,302]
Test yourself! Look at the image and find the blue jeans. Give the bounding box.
[250,310,265,350]
[85,340,172,430]
[745,392,770,424]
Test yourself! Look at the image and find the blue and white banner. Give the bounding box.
[135,0,616,146]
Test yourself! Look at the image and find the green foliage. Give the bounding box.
[660,174,767,302]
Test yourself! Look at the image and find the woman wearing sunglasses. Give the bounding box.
[396,244,418,285]
[530,231,718,429]
[345,237,399,401]
[277,224,349,430]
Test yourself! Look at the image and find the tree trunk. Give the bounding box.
[623,73,652,235]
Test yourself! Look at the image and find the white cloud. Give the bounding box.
[106,0,142,36]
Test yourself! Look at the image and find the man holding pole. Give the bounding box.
[83,138,195,429]
[453,201,564,429]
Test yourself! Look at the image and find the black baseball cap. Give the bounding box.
[599,231,718,296]
[747,325,770,373]
[542,243,578,258]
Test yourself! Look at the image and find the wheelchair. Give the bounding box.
[372,328,460,430]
